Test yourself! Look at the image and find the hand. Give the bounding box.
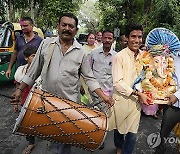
[101,94,115,108]
[6,69,11,79]
[13,104,19,113]
[94,88,115,108]
[10,88,22,105]
[138,92,152,105]
[166,94,178,105]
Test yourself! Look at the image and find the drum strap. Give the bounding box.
[41,43,55,81]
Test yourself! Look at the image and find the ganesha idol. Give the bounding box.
[134,44,177,104]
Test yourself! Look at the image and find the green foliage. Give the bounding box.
[0,1,6,22]
[35,0,83,31]
[1,0,179,39]
[97,0,180,39]
[78,0,100,33]
[149,0,180,38]
[1,0,82,31]
[97,0,125,34]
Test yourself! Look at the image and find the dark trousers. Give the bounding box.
[114,129,136,154]
[26,136,35,145]
[155,105,180,154]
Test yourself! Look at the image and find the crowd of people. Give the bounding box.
[4,13,180,154]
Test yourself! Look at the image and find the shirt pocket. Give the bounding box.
[106,64,112,75]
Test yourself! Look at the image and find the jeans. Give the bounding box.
[55,143,71,154]
[154,105,180,154]
[114,129,136,154]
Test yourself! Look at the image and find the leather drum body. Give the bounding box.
[13,87,107,151]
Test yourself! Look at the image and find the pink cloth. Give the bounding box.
[142,104,158,115]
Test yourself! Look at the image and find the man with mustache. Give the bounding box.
[109,23,151,154]
[89,30,116,149]
[90,30,116,111]
[12,13,114,154]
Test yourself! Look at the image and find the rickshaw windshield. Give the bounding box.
[0,26,13,48]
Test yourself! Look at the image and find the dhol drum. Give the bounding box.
[13,87,107,151]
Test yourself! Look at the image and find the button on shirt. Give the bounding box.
[22,37,100,102]
[90,46,116,96]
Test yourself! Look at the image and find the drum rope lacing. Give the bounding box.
[18,88,107,151]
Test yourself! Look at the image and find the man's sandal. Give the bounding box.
[22,144,36,154]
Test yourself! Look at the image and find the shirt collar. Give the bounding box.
[126,47,141,60]
[33,34,41,39]
[20,33,39,40]
[53,36,81,49]
[98,46,114,56]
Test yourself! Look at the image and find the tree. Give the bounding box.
[96,0,180,39]
[0,0,6,23]
[148,0,180,38]
[97,0,126,32]
[1,0,83,31]
[34,0,83,32]
[78,0,100,33]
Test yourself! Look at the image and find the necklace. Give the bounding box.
[149,75,171,90]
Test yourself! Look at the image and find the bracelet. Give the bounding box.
[16,87,23,92]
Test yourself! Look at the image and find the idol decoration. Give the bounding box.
[133,28,180,104]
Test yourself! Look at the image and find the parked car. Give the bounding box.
[0,22,44,82]
[76,33,88,45]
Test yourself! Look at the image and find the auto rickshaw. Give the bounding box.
[0,22,44,82]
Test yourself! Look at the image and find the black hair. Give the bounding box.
[58,13,78,29]
[125,22,143,38]
[23,46,36,58]
[87,32,95,38]
[86,32,95,41]
[20,17,34,25]
[119,35,127,42]
[102,30,114,37]
[96,31,102,35]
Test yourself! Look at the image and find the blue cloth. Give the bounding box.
[15,34,43,66]
[114,129,136,154]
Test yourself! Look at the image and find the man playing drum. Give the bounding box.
[12,13,114,154]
